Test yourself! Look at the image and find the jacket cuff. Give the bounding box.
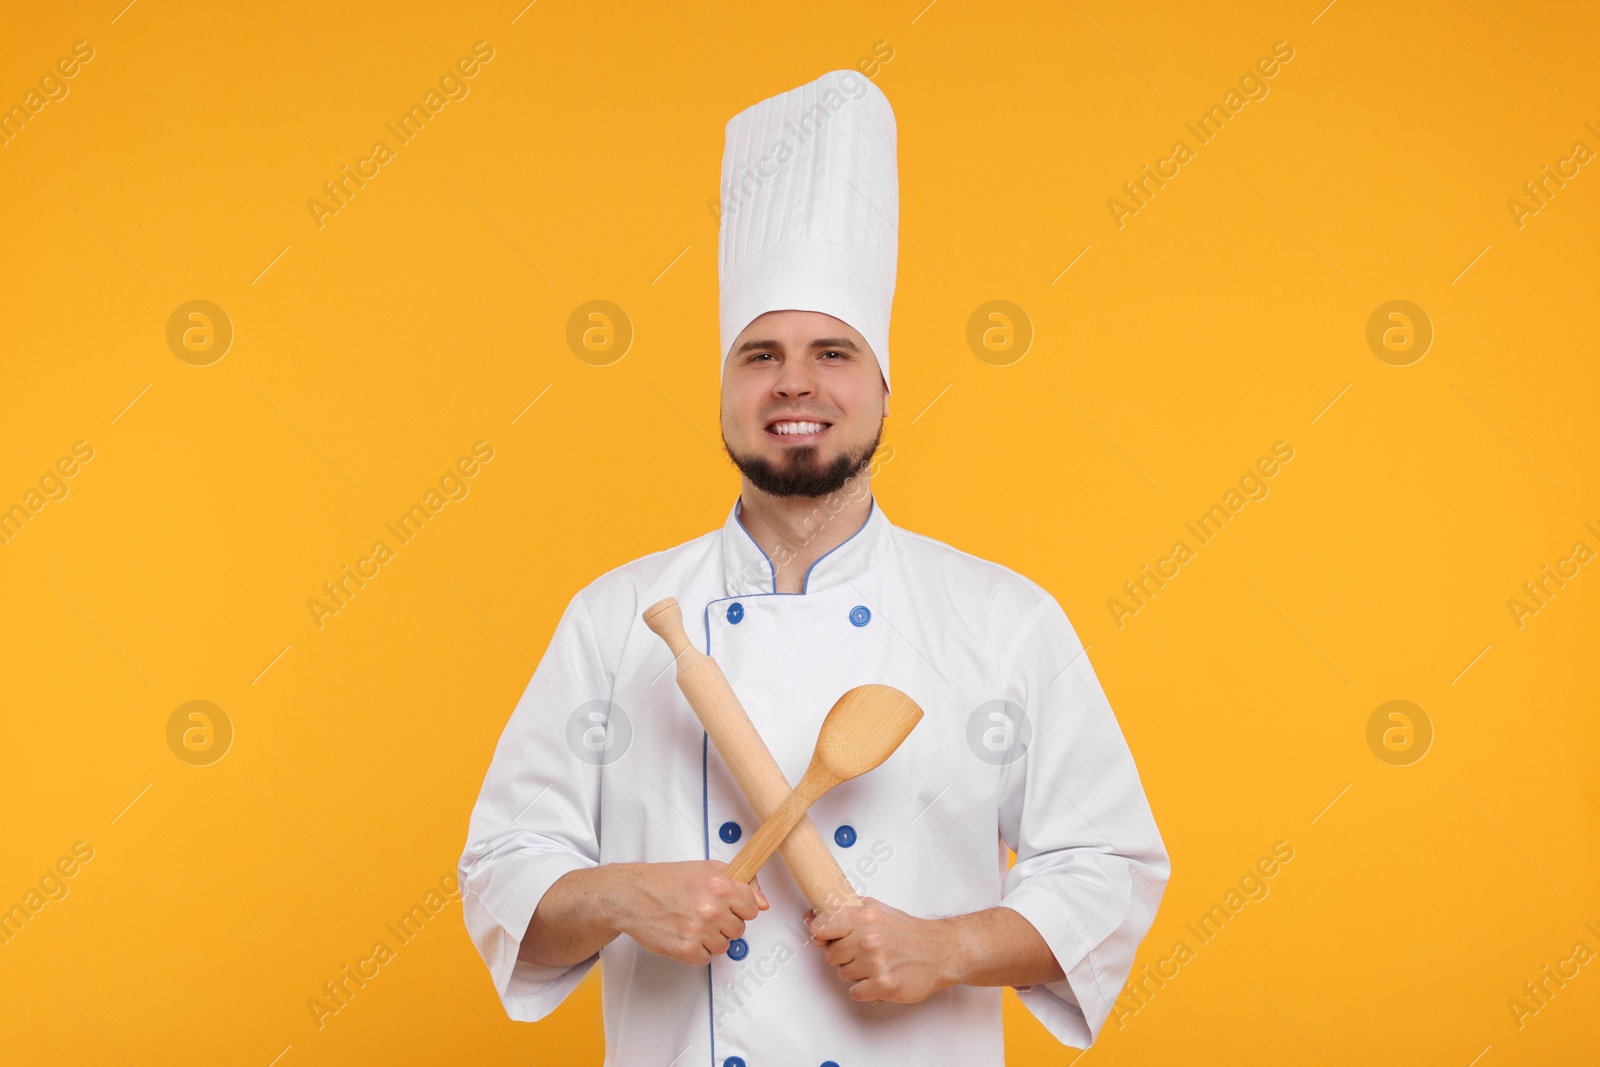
[996,886,1103,1048]
[466,849,599,1022]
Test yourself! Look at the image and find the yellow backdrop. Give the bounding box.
[1,1,1595,1063]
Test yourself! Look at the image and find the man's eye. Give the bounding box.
[821,350,845,359]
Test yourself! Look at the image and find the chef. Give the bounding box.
[459,69,1169,1066]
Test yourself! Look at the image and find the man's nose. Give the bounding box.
[775,367,817,397]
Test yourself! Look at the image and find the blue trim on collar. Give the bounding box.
[733,494,878,595]
[732,498,778,591]
[801,495,877,594]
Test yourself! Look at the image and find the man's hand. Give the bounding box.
[805,897,959,1003]
[521,861,767,969]
[611,861,768,966]
[805,898,1066,1001]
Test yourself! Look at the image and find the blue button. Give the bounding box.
[719,821,742,843]
[723,1059,746,1067]
[834,824,857,848]
[726,602,745,624]
[727,937,749,960]
[822,1062,842,1067]
[849,605,871,627]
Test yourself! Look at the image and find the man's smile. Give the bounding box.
[765,418,833,444]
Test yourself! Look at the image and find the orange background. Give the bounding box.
[1,1,1596,1064]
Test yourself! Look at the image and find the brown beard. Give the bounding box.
[722,421,883,498]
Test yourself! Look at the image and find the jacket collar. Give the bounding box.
[721,493,892,596]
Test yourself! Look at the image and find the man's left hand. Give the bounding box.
[805,898,960,1003]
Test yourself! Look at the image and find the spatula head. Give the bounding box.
[812,684,924,783]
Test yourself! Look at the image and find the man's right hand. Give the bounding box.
[521,860,768,970]
[610,860,769,966]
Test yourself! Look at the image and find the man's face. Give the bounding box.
[720,310,888,498]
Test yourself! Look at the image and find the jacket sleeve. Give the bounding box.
[458,590,609,1022]
[994,593,1170,1048]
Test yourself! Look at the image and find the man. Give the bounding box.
[460,69,1169,1065]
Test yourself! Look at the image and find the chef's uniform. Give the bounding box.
[458,69,1169,1067]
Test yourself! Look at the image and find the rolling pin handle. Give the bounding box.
[642,597,694,658]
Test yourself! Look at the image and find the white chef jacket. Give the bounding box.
[459,495,1169,1066]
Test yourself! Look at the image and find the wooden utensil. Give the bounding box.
[643,597,862,911]
[723,684,922,884]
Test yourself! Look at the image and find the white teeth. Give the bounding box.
[771,421,826,435]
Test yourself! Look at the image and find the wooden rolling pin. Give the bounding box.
[643,597,860,912]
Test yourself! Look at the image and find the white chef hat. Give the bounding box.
[718,69,898,394]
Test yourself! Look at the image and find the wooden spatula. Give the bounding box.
[722,684,922,884]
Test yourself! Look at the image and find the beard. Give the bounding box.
[722,421,883,498]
